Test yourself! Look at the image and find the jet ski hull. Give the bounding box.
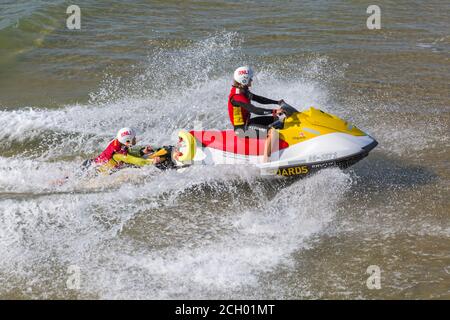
[269,139,378,177]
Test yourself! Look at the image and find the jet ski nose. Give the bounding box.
[362,136,378,152]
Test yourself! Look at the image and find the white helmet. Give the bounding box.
[233,66,254,85]
[116,127,136,144]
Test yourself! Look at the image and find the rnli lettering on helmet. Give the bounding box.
[238,70,248,75]
[276,166,309,176]
[121,131,131,137]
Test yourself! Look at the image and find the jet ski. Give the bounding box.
[173,104,378,177]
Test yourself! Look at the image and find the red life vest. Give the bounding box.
[94,139,128,164]
[228,86,250,126]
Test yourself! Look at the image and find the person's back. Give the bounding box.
[94,138,127,164]
[228,85,251,127]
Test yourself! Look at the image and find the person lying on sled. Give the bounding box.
[82,127,162,174]
[228,66,285,163]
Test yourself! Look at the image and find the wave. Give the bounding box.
[0,166,352,298]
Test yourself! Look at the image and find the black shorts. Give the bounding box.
[234,116,274,139]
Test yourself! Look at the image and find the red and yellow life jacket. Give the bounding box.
[228,86,250,126]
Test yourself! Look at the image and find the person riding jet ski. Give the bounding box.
[82,127,162,174]
[228,66,285,162]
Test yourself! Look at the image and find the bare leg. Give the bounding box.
[263,129,273,163]
[263,128,280,163]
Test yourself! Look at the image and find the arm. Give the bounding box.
[127,145,145,157]
[230,98,275,116]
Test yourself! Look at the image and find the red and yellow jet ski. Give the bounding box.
[173,105,378,177]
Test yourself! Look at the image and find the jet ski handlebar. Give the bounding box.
[268,102,298,129]
[279,102,298,116]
